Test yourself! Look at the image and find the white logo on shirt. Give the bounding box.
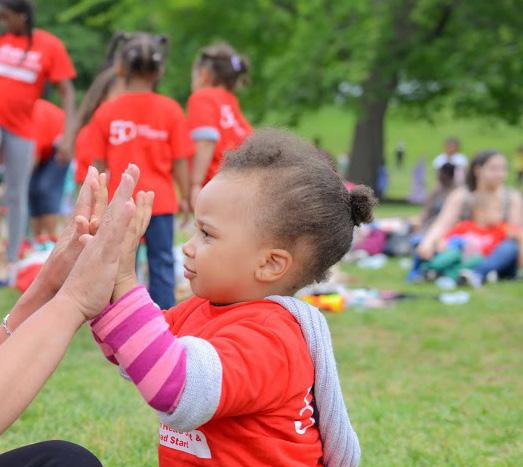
[109,120,168,145]
[159,424,212,459]
[219,105,246,138]
[294,386,316,435]
[0,45,42,83]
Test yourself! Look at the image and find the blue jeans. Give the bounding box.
[473,239,519,280]
[29,152,70,216]
[144,214,175,309]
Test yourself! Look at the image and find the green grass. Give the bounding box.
[1,262,522,465]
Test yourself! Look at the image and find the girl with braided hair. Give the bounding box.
[89,33,191,309]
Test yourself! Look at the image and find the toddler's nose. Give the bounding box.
[182,240,195,258]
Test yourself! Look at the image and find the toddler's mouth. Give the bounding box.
[183,264,196,279]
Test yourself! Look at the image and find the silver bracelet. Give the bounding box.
[2,313,12,336]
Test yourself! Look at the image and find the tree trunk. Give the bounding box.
[346,95,389,194]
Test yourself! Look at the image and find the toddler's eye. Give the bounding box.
[200,228,210,238]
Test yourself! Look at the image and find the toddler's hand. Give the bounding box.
[112,190,155,303]
[56,165,140,320]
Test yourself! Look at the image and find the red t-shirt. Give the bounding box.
[89,92,192,215]
[159,297,323,466]
[187,87,252,184]
[0,29,76,138]
[74,123,94,184]
[445,220,508,256]
[32,99,64,162]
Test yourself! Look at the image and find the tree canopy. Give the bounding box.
[37,0,523,190]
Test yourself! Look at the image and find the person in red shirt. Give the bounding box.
[187,42,252,209]
[91,129,371,466]
[74,67,125,184]
[28,99,66,238]
[0,0,76,277]
[90,33,191,309]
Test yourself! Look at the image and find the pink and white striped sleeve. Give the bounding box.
[90,286,187,413]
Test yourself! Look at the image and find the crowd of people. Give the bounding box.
[350,137,523,289]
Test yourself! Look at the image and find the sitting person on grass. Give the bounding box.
[90,129,375,467]
[420,213,519,286]
[417,150,522,286]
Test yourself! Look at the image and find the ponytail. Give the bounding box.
[196,42,250,91]
[119,33,168,85]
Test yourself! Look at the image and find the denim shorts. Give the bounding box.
[29,152,70,217]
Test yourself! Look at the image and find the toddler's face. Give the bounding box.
[182,173,266,304]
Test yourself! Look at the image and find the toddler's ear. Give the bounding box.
[255,249,292,283]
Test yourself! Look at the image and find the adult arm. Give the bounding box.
[0,296,84,434]
[0,165,139,434]
[508,190,523,227]
[55,80,76,163]
[417,188,465,259]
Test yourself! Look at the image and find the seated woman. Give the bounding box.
[417,150,523,286]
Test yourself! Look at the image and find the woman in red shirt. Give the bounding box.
[0,0,75,277]
[187,42,252,209]
[90,34,191,309]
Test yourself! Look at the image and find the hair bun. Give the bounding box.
[346,185,376,226]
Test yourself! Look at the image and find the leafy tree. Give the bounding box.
[35,0,523,193]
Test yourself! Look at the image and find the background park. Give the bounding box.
[1,0,522,465]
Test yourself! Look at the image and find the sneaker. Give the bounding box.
[458,269,482,289]
[485,270,498,284]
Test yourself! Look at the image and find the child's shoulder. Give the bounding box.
[231,300,304,336]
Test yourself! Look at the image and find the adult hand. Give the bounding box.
[57,165,140,320]
[55,137,74,165]
[416,240,435,260]
[42,167,108,293]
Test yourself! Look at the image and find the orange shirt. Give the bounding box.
[74,123,94,184]
[32,99,64,163]
[89,92,192,215]
[159,297,323,466]
[0,29,75,138]
[187,87,252,184]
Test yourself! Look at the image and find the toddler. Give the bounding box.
[91,129,375,466]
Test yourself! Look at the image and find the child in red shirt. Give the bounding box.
[92,129,372,466]
[89,34,191,309]
[74,67,125,184]
[0,0,75,272]
[187,42,252,209]
[28,99,66,238]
